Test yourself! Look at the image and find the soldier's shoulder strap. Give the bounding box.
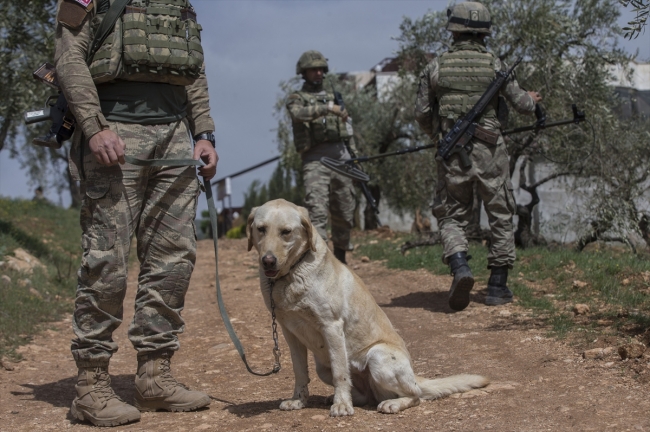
[85,0,130,65]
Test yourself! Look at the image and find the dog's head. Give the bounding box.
[247,199,316,279]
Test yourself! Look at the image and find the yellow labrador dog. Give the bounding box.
[247,199,488,416]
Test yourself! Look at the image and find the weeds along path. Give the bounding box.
[1,237,650,431]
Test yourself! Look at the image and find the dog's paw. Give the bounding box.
[330,402,354,417]
[377,399,402,414]
[279,399,305,411]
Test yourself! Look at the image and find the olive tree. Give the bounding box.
[0,0,81,207]
[620,0,649,39]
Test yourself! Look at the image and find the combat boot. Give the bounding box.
[70,366,141,427]
[134,352,210,412]
[333,247,347,265]
[447,252,474,311]
[485,266,513,306]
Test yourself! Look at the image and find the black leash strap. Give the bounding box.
[125,155,281,376]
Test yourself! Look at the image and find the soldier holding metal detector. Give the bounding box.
[415,1,542,310]
[286,51,358,264]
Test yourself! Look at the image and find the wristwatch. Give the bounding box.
[194,132,216,148]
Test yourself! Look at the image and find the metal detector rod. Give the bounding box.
[502,104,586,136]
[211,155,280,187]
[345,143,437,165]
[502,117,585,135]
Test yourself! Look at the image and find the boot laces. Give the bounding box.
[158,357,189,390]
[91,369,124,403]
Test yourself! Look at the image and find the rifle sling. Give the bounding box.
[85,0,131,65]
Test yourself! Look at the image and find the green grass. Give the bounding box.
[356,233,650,341]
[0,198,81,360]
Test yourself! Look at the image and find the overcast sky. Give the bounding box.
[1,0,648,212]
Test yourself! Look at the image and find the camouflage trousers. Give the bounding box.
[302,161,355,250]
[432,137,516,268]
[70,119,200,368]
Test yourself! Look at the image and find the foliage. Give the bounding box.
[356,233,650,339]
[226,225,246,239]
[619,0,649,39]
[0,1,76,206]
[0,197,81,359]
[573,119,650,251]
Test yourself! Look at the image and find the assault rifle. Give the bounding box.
[437,57,523,168]
[321,83,383,227]
[24,63,75,149]
[24,0,131,148]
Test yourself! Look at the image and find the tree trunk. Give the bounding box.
[0,116,13,152]
[639,213,650,249]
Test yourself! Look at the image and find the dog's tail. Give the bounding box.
[416,374,489,400]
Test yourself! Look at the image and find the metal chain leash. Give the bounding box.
[268,279,282,371]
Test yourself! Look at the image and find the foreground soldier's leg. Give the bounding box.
[127,120,209,412]
[71,121,147,426]
[433,158,475,310]
[329,170,355,264]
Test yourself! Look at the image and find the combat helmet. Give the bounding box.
[296,50,329,75]
[446,1,491,35]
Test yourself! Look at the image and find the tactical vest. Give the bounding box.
[89,0,204,86]
[291,91,351,154]
[436,41,498,128]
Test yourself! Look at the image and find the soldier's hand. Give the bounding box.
[328,104,349,121]
[194,140,218,181]
[88,129,126,166]
[528,91,542,103]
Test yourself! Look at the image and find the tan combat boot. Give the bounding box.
[70,366,141,427]
[134,352,210,412]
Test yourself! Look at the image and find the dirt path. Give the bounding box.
[1,237,649,431]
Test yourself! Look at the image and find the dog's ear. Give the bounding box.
[247,207,258,251]
[299,207,317,252]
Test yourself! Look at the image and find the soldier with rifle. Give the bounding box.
[286,51,356,264]
[415,1,542,310]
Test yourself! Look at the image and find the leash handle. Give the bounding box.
[126,155,281,376]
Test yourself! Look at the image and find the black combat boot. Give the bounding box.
[447,251,474,311]
[333,247,347,265]
[485,266,513,306]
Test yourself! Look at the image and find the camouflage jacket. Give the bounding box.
[54,0,214,140]
[415,37,535,140]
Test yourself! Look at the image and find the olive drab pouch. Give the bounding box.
[88,0,204,86]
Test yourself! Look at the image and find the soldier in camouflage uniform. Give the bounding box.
[55,0,217,426]
[286,51,355,264]
[415,1,542,311]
